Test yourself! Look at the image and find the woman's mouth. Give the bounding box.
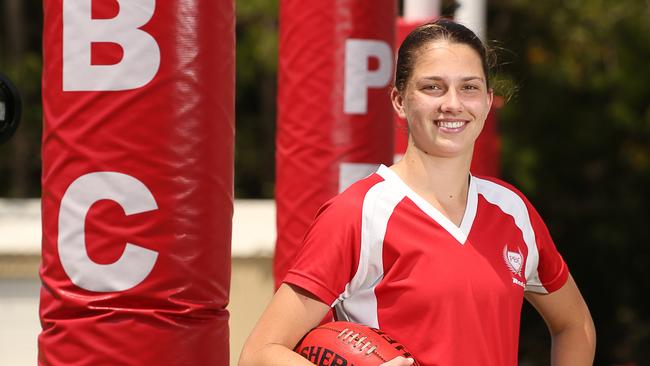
[435,120,468,132]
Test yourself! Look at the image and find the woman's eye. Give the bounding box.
[424,85,441,90]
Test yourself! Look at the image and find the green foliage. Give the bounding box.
[3,53,43,197]
[489,0,650,363]
[0,2,43,197]
[234,0,279,198]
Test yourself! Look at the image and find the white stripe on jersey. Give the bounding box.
[473,177,547,293]
[333,179,404,328]
[459,175,478,238]
[376,166,472,244]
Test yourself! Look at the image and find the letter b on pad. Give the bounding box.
[63,0,160,91]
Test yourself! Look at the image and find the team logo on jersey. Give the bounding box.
[503,245,524,276]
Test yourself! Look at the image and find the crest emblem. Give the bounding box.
[503,245,523,276]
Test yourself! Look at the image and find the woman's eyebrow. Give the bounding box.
[418,76,485,82]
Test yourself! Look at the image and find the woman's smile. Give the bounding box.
[434,119,469,133]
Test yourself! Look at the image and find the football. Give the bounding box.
[295,321,420,366]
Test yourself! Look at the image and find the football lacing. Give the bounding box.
[337,328,378,355]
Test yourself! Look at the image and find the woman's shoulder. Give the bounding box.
[473,174,522,192]
[471,174,536,208]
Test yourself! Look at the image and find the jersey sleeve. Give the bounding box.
[282,194,363,306]
[523,197,569,294]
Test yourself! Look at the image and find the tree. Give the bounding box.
[234,0,279,198]
[0,0,43,197]
[489,1,650,364]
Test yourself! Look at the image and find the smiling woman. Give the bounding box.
[239,18,595,366]
[391,41,492,162]
[0,72,21,145]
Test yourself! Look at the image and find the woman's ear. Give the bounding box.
[391,87,406,119]
[486,87,494,110]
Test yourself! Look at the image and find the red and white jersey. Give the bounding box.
[284,165,569,366]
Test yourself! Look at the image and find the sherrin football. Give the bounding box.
[295,321,420,366]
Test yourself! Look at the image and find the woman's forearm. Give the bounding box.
[550,319,596,366]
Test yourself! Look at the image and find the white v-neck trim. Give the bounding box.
[376,165,477,245]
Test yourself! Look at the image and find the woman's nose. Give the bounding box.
[439,89,463,113]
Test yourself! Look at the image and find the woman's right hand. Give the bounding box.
[381,356,415,366]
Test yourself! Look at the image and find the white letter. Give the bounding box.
[344,39,392,115]
[63,0,160,91]
[58,172,159,292]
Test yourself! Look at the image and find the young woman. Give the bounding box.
[239,19,596,366]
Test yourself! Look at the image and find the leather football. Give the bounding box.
[295,321,420,366]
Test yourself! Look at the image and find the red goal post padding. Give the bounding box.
[274,0,397,287]
[40,1,234,364]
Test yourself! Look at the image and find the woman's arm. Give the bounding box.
[525,274,596,366]
[239,283,414,366]
[238,283,331,366]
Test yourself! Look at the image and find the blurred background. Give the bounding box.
[1,0,649,365]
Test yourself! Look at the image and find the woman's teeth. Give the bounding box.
[437,121,466,128]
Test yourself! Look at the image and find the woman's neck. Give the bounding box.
[390,144,473,225]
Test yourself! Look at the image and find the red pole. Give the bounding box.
[275,0,397,288]
[40,1,234,364]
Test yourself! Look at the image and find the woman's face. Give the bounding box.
[392,40,493,159]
